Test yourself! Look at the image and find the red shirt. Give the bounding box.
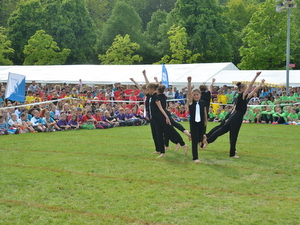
[124,89,132,99]
[81,114,94,124]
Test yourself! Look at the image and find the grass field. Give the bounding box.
[1,122,299,225]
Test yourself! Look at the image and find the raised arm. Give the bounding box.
[142,70,150,85]
[209,78,216,93]
[187,76,193,105]
[243,72,261,99]
[129,78,141,90]
[248,79,265,99]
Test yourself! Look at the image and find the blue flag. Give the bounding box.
[162,63,169,88]
[5,72,26,102]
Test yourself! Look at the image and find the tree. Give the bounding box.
[0,27,14,65]
[7,0,44,64]
[123,0,177,29]
[156,26,200,64]
[0,0,20,28]
[98,34,142,65]
[238,0,296,70]
[99,1,143,54]
[224,0,256,65]
[23,30,70,65]
[173,0,232,62]
[85,0,117,34]
[43,0,97,64]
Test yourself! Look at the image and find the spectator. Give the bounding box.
[28,81,39,93]
[57,113,71,130]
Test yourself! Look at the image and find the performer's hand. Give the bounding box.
[212,78,216,83]
[256,72,262,77]
[166,117,171,125]
[142,70,146,75]
[187,76,192,82]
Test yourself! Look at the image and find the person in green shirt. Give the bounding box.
[279,91,289,104]
[288,91,297,104]
[208,107,215,122]
[272,106,287,124]
[226,89,234,104]
[287,108,299,124]
[243,106,254,123]
[261,106,274,124]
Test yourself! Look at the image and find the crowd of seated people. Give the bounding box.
[0,81,300,135]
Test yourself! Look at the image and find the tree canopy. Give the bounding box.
[1,0,298,68]
[23,30,71,65]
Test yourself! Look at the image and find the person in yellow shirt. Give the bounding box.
[211,98,220,115]
[219,90,228,105]
[25,91,35,107]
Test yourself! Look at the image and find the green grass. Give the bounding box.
[0,122,299,225]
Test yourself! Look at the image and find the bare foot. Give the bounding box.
[175,143,181,152]
[183,145,188,155]
[153,151,160,154]
[157,154,165,158]
[231,155,239,158]
[165,147,169,151]
[194,159,201,163]
[183,130,191,138]
[201,135,208,149]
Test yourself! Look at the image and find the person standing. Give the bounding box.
[203,72,263,158]
[187,77,207,163]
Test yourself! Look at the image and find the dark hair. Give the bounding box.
[199,84,207,92]
[236,82,246,91]
[157,85,166,94]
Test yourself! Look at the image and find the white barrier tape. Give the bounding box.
[0,97,74,110]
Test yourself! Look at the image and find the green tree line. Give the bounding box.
[0,0,299,69]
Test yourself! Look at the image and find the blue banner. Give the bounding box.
[5,72,26,102]
[162,63,169,88]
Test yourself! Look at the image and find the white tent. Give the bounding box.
[0,63,299,88]
[0,63,238,87]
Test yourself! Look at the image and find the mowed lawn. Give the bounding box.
[0,122,299,225]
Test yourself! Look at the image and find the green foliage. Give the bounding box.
[85,0,117,33]
[224,0,256,65]
[173,0,232,63]
[7,0,96,65]
[99,1,143,55]
[7,0,44,64]
[1,123,300,224]
[23,30,70,65]
[0,27,14,65]
[98,34,142,65]
[123,0,177,29]
[238,0,297,70]
[43,0,97,64]
[156,26,200,64]
[0,0,20,27]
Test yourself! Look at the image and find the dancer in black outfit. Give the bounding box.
[202,72,263,158]
[156,85,189,154]
[148,83,171,158]
[187,77,207,163]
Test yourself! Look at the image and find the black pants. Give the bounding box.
[164,125,185,147]
[190,121,205,160]
[164,114,186,147]
[150,119,159,152]
[153,116,169,154]
[273,116,285,124]
[207,111,243,157]
[262,114,273,123]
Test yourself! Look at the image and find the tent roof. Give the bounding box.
[0,63,238,86]
[0,63,299,87]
